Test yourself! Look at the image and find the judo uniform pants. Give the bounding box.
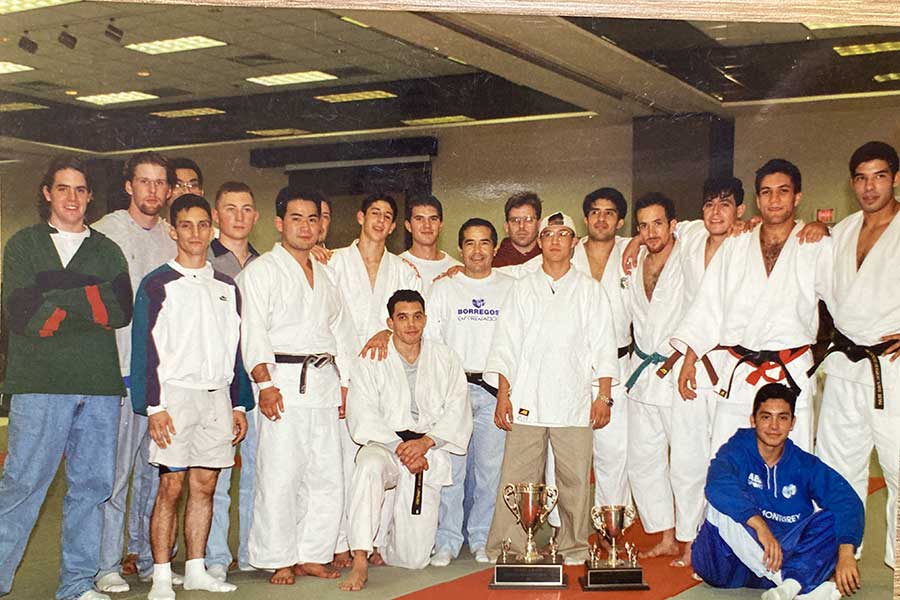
[347,444,443,569]
[335,419,360,554]
[693,507,837,595]
[816,375,899,567]
[249,406,343,567]
[627,391,712,541]
[486,424,593,561]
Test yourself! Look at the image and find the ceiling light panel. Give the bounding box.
[150,107,225,118]
[314,90,397,103]
[0,0,79,15]
[402,115,474,126]
[0,101,47,112]
[833,41,900,56]
[126,36,227,55]
[246,70,337,86]
[874,72,900,83]
[804,23,855,30]
[0,61,34,75]
[246,128,309,136]
[76,91,159,105]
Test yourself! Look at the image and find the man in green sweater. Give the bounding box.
[0,156,133,600]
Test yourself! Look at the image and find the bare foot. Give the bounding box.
[294,562,340,579]
[339,554,368,592]
[669,541,692,568]
[639,539,680,559]
[121,553,138,576]
[269,566,295,585]
[368,551,385,566]
[332,551,352,569]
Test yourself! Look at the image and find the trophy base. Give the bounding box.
[579,563,650,591]
[489,556,568,589]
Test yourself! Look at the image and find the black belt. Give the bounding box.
[465,372,498,398]
[719,345,809,399]
[274,353,336,394]
[396,430,425,515]
[806,330,892,410]
[617,342,633,360]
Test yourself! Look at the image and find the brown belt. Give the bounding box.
[655,350,719,386]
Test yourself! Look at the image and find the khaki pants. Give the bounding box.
[486,424,592,561]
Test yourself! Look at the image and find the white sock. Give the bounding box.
[183,558,237,593]
[148,563,176,600]
[797,581,840,600]
[761,579,802,600]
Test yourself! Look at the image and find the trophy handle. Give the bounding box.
[503,484,521,525]
[624,505,636,529]
[539,486,559,524]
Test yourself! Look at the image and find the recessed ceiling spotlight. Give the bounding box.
[136,70,151,77]
[64,89,78,96]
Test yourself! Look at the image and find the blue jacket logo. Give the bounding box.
[472,298,485,308]
[782,484,797,499]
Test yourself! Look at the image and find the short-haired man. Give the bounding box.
[169,158,204,204]
[673,159,833,453]
[239,188,355,585]
[426,219,515,566]
[692,383,863,600]
[131,194,252,600]
[485,211,618,563]
[399,195,461,295]
[340,290,472,591]
[0,156,133,600]
[319,196,333,247]
[327,193,422,567]
[95,152,178,592]
[814,140,900,568]
[492,191,543,267]
[205,181,261,580]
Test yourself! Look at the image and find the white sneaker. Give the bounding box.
[95,572,129,593]
[473,548,490,563]
[77,591,111,600]
[207,564,228,582]
[430,550,453,567]
[140,572,183,586]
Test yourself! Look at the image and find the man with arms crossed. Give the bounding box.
[814,141,900,569]
[340,290,472,591]
[0,156,132,600]
[485,211,618,563]
[492,191,543,267]
[95,152,178,593]
[673,159,833,453]
[328,194,421,567]
[206,181,260,580]
[239,188,355,584]
[131,194,252,600]
[399,195,461,295]
[426,218,514,566]
[693,383,863,600]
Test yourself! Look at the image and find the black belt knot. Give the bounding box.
[806,330,891,410]
[396,430,426,515]
[274,353,336,394]
[465,372,498,397]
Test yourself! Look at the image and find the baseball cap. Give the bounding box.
[539,211,576,234]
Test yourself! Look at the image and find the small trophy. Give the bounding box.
[579,505,649,591]
[490,483,566,589]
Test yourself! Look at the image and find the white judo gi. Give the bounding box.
[815,209,900,567]
[238,243,356,568]
[671,223,834,453]
[346,340,471,568]
[326,240,422,553]
[399,250,461,296]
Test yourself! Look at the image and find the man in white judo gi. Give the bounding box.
[340,289,472,591]
[672,159,833,453]
[327,194,422,567]
[426,218,515,566]
[813,140,900,568]
[485,211,619,563]
[131,194,252,600]
[238,187,356,584]
[400,195,461,295]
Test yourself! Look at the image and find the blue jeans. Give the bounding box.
[0,394,118,600]
[434,383,506,555]
[206,409,258,569]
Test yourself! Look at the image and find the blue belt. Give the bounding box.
[625,344,668,391]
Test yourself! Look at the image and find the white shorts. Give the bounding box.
[149,385,235,469]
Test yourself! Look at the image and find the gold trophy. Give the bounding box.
[580,505,649,591]
[490,483,566,589]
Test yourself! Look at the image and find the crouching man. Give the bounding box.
[131,194,254,600]
[692,383,863,600]
[340,290,472,592]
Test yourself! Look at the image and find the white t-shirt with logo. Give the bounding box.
[400,250,462,296]
[424,270,515,380]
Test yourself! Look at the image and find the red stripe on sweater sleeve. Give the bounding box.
[39,308,67,337]
[85,284,109,327]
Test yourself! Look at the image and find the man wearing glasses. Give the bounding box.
[169,158,204,204]
[492,191,543,267]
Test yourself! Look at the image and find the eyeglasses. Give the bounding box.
[508,216,537,225]
[539,229,574,239]
[174,180,201,192]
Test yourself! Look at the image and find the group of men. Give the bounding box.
[0,139,896,600]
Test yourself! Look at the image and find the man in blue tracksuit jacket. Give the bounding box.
[692,383,864,600]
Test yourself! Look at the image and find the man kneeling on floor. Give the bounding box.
[131,194,254,600]
[340,289,472,592]
[692,383,863,600]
